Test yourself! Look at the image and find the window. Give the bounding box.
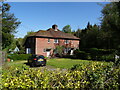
[26,48,31,54]
[64,48,69,53]
[65,40,69,44]
[54,39,58,43]
[43,49,46,52]
[48,39,50,43]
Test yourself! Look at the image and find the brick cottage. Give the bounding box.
[24,25,80,57]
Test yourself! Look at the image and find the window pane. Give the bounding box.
[48,39,50,43]
[54,39,58,43]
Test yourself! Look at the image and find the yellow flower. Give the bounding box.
[4,83,9,87]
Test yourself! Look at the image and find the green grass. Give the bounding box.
[47,58,107,69]
[3,59,108,69]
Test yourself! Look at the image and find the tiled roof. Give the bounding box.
[29,28,80,40]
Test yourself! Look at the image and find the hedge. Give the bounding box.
[1,62,120,89]
[7,54,32,61]
[73,49,116,61]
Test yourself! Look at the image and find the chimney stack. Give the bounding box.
[52,24,58,31]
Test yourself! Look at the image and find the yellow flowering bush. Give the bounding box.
[1,62,120,89]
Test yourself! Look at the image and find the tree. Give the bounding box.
[2,3,21,50]
[22,31,35,45]
[101,2,120,49]
[62,25,72,33]
[87,22,92,30]
[75,23,101,49]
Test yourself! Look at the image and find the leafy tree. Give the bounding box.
[75,23,101,49]
[101,2,120,49]
[87,22,92,30]
[62,25,72,33]
[54,46,64,57]
[16,38,25,54]
[2,3,21,50]
[22,31,35,45]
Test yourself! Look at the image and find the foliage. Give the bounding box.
[2,3,21,49]
[1,60,120,89]
[75,23,102,49]
[54,46,64,57]
[74,2,120,50]
[101,2,120,49]
[73,49,115,61]
[22,31,35,46]
[73,49,89,60]
[7,54,32,61]
[62,25,72,33]
[16,38,25,54]
[70,62,120,89]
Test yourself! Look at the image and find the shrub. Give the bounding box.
[1,62,120,89]
[74,50,89,60]
[7,54,32,61]
[70,62,120,89]
[62,54,76,59]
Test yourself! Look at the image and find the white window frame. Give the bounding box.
[65,40,69,44]
[54,39,59,43]
[26,48,31,54]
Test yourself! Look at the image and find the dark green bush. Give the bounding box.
[74,50,89,60]
[62,54,76,59]
[98,54,115,61]
[7,54,32,61]
[88,48,115,61]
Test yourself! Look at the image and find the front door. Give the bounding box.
[47,51,50,57]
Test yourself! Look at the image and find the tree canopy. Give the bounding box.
[74,2,120,50]
[2,3,21,50]
[62,25,72,33]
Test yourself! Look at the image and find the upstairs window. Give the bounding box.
[54,39,58,43]
[48,39,50,43]
[65,40,69,44]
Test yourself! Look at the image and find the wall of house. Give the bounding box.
[36,38,55,56]
[35,37,80,57]
[72,40,79,49]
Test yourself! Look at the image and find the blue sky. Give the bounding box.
[7,2,109,38]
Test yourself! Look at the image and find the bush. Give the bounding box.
[74,49,89,60]
[7,54,32,61]
[62,54,76,59]
[70,62,120,89]
[87,48,115,61]
[97,54,115,62]
[1,62,120,89]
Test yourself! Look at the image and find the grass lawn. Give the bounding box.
[47,58,107,69]
[3,58,108,69]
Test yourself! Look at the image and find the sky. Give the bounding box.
[7,2,109,38]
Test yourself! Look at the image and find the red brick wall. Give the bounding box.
[35,38,79,57]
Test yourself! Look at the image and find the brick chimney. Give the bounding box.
[52,24,58,31]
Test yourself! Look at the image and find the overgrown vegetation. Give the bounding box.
[1,60,120,89]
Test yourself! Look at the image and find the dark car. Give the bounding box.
[28,54,46,67]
